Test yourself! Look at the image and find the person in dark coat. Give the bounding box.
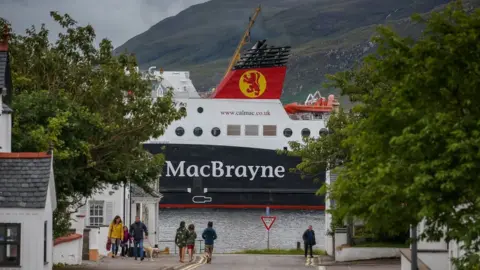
[302,225,316,258]
[202,221,217,264]
[129,216,148,261]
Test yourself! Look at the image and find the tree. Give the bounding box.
[0,13,184,237]
[292,1,480,268]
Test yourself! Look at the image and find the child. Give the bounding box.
[121,226,131,257]
[186,224,197,262]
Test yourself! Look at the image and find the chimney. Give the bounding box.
[0,24,8,52]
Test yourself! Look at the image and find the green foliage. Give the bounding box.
[290,1,480,268]
[0,13,184,238]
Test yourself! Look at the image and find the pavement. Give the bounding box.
[187,254,317,270]
[60,255,204,270]
[317,256,401,270]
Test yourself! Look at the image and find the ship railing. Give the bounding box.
[157,239,205,254]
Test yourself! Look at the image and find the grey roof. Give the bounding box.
[2,103,12,114]
[0,52,6,90]
[131,183,162,199]
[0,155,52,208]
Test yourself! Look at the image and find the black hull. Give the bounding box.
[143,143,325,210]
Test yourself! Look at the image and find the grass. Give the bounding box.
[232,248,326,255]
[353,242,409,248]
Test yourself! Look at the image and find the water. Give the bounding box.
[157,209,325,253]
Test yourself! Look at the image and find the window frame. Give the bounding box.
[44,221,47,264]
[89,201,105,226]
[0,223,21,267]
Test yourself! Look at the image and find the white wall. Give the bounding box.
[419,252,449,270]
[335,247,400,262]
[42,185,54,270]
[401,255,411,270]
[0,97,12,153]
[0,208,45,270]
[52,239,82,265]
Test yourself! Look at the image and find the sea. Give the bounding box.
[156,209,325,253]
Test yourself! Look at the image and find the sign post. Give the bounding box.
[261,216,276,250]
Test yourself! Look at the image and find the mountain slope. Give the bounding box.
[116,0,475,104]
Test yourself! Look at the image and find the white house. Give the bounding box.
[0,152,57,270]
[70,181,162,259]
[0,28,57,270]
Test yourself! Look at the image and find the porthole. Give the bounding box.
[211,127,221,137]
[179,107,186,114]
[319,128,329,137]
[197,107,204,113]
[283,128,293,138]
[175,127,185,137]
[301,128,311,137]
[193,127,203,137]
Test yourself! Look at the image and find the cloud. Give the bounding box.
[0,0,209,46]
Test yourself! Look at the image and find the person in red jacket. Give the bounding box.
[120,226,131,257]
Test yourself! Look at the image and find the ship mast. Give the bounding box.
[222,5,262,79]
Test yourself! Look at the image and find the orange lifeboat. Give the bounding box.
[284,94,337,114]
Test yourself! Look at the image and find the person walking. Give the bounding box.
[108,216,124,258]
[302,225,316,258]
[129,216,148,261]
[175,221,189,263]
[202,221,217,264]
[120,226,131,257]
[186,224,197,262]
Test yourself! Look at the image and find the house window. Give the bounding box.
[44,221,47,264]
[89,201,104,226]
[227,125,241,136]
[245,125,259,136]
[263,125,277,136]
[0,223,21,267]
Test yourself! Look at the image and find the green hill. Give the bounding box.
[115,0,478,105]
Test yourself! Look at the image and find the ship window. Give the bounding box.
[211,127,221,137]
[227,125,241,136]
[301,128,311,137]
[197,107,204,113]
[245,125,259,136]
[193,127,203,137]
[263,125,277,136]
[319,128,329,137]
[175,127,185,136]
[283,128,292,138]
[179,107,186,114]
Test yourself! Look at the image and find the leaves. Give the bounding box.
[290,1,480,268]
[1,13,184,237]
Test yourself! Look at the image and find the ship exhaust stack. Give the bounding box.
[211,40,290,100]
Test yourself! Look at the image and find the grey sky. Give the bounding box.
[0,0,209,47]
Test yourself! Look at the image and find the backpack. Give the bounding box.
[175,227,187,245]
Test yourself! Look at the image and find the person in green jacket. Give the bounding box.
[186,224,197,262]
[175,221,189,263]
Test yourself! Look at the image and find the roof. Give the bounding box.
[0,152,52,208]
[0,51,7,90]
[54,233,83,246]
[131,183,162,199]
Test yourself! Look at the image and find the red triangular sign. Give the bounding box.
[261,216,276,231]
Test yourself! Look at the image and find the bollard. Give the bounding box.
[297,241,301,250]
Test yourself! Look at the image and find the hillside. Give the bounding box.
[116,0,478,105]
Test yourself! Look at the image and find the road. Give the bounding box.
[181,255,401,270]
[183,254,316,270]
[319,265,400,270]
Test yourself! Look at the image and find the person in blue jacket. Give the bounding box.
[202,221,217,264]
[302,225,316,258]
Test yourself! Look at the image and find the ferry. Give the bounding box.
[141,7,339,210]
